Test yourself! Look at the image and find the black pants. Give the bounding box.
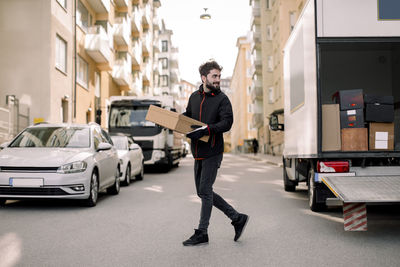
[194,153,239,231]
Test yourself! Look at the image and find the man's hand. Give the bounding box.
[186,125,209,140]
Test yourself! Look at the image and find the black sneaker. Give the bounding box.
[232,214,249,241]
[182,229,209,246]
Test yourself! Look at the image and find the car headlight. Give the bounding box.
[153,151,165,161]
[57,161,87,174]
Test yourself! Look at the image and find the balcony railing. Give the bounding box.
[142,4,151,29]
[86,0,110,13]
[250,0,260,26]
[142,62,151,82]
[251,80,263,101]
[142,32,151,54]
[114,0,128,7]
[84,25,112,64]
[112,58,131,86]
[250,49,262,76]
[114,16,131,46]
[250,30,261,51]
[131,73,143,96]
[251,113,264,128]
[131,39,142,68]
[131,5,141,34]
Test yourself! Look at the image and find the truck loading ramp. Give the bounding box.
[321,176,400,231]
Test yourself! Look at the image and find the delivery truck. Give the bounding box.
[108,96,184,171]
[269,0,400,217]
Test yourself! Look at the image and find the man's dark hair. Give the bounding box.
[199,61,223,77]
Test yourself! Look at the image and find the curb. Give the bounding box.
[238,154,283,167]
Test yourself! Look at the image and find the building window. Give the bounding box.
[160,75,169,87]
[57,0,67,9]
[290,12,296,32]
[77,55,89,89]
[267,56,273,72]
[247,86,251,95]
[160,58,168,69]
[55,35,67,73]
[266,0,271,10]
[77,0,89,32]
[162,40,168,52]
[95,72,101,98]
[267,25,272,40]
[248,104,252,113]
[268,87,274,103]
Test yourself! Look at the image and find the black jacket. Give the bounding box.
[183,84,233,159]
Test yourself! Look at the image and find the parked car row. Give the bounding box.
[0,122,144,207]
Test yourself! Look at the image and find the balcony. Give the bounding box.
[86,0,110,13]
[251,79,263,101]
[85,25,112,64]
[142,62,151,82]
[250,0,260,26]
[250,28,261,51]
[131,5,141,34]
[112,56,132,86]
[153,15,161,31]
[142,32,151,55]
[153,0,161,8]
[251,49,262,76]
[114,0,128,7]
[142,4,151,30]
[131,73,143,96]
[131,39,142,69]
[114,16,131,46]
[251,113,264,128]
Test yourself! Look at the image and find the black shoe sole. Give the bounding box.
[182,241,209,247]
[234,215,249,242]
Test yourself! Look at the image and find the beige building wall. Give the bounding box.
[250,0,304,155]
[230,36,255,153]
[0,0,72,126]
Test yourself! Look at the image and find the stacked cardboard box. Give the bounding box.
[338,89,368,151]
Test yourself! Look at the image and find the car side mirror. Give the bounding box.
[129,143,140,150]
[97,142,112,151]
[0,142,10,149]
[269,115,284,131]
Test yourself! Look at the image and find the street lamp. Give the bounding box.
[200,8,211,20]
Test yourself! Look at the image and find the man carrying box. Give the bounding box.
[182,60,249,246]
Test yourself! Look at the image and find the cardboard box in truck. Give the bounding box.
[322,104,341,151]
[369,122,394,150]
[341,128,368,151]
[145,105,209,142]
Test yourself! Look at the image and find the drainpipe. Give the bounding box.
[73,0,77,120]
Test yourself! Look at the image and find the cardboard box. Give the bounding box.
[338,89,364,110]
[340,109,364,128]
[322,104,341,151]
[341,128,368,151]
[145,105,209,142]
[369,122,394,151]
[365,104,394,122]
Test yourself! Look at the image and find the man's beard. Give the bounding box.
[205,81,220,91]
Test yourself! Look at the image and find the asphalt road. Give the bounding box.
[1,154,400,267]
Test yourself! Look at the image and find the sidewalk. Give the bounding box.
[236,152,283,167]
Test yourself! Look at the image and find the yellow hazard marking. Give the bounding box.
[321,177,339,198]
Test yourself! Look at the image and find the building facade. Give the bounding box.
[249,0,304,155]
[230,36,257,153]
[0,0,163,136]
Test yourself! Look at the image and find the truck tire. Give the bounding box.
[308,168,326,212]
[283,157,296,192]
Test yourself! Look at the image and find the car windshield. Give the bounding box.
[109,106,155,127]
[9,127,90,148]
[110,136,127,150]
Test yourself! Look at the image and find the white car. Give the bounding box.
[111,135,144,186]
[0,123,121,207]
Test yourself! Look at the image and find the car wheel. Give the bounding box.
[136,161,144,181]
[308,167,326,212]
[82,171,98,207]
[122,164,131,186]
[0,198,7,206]
[107,167,121,195]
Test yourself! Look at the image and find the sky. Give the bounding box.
[158,0,251,85]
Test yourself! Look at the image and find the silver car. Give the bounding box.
[111,135,144,186]
[0,123,120,207]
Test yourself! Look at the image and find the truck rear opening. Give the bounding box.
[319,40,400,152]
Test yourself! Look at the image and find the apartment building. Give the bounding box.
[0,0,163,133]
[249,0,304,154]
[178,79,196,111]
[230,36,257,153]
[157,21,181,102]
